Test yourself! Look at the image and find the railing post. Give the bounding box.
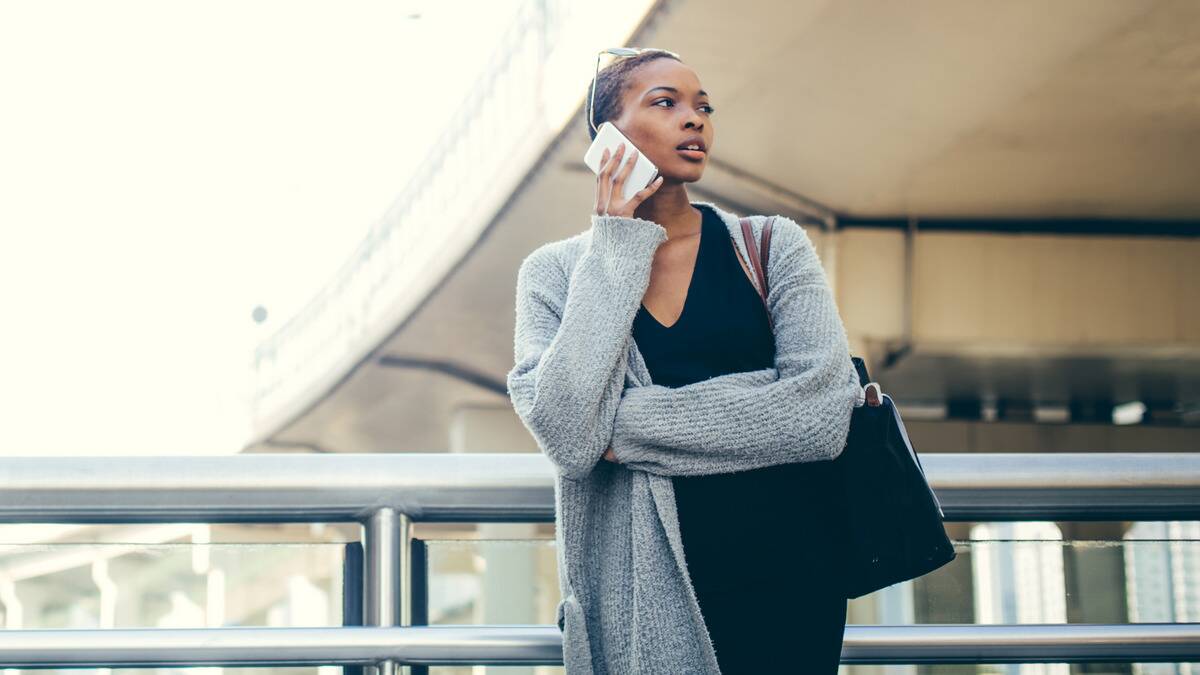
[409,538,430,675]
[364,507,412,675]
[342,541,365,675]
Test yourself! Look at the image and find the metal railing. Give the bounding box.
[0,452,1197,668]
[1,624,1199,667]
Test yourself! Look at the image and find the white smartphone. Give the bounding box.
[583,121,660,203]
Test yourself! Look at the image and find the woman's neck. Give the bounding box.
[633,185,701,240]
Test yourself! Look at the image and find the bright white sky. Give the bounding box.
[0,0,526,455]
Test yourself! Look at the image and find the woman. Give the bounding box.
[507,48,868,674]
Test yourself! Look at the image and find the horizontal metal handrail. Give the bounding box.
[0,452,1195,522]
[1,452,1197,669]
[0,624,1196,666]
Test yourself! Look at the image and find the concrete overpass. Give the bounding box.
[245,0,1200,457]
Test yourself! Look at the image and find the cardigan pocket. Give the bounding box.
[557,592,595,675]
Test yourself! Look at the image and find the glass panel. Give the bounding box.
[0,542,347,630]
[424,525,1200,628]
[422,522,1200,674]
[425,538,558,626]
[0,526,1192,673]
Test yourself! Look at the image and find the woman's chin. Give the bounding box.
[656,166,704,185]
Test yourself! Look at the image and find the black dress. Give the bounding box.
[631,204,847,674]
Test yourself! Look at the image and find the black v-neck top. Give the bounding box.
[633,204,776,383]
[631,204,843,593]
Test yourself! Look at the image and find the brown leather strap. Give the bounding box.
[738,215,776,330]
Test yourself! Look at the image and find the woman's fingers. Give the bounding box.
[593,149,608,214]
[612,146,637,194]
[632,175,665,204]
[597,148,612,208]
[602,145,629,209]
[594,144,623,215]
[594,141,660,217]
[607,143,624,169]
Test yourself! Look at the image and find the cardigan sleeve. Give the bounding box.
[506,214,667,481]
[608,217,865,477]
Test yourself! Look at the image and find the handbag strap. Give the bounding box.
[738,216,872,391]
[738,216,775,329]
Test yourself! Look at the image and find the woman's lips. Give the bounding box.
[677,148,705,161]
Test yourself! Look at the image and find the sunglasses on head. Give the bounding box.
[588,47,681,135]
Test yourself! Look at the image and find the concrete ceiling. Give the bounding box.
[663,0,1200,220]
[257,0,1200,453]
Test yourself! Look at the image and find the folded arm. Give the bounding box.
[506,214,667,481]
[608,217,864,477]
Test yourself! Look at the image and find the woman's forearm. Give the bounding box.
[609,363,862,476]
[507,214,667,480]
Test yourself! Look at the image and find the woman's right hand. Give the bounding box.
[594,142,664,218]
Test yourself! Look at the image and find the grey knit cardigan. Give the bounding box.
[506,200,865,674]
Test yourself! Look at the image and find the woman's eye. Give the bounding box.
[654,99,716,114]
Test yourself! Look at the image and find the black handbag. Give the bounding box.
[737,216,957,599]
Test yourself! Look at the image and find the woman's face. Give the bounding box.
[610,59,714,184]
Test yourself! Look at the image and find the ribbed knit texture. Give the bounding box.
[506,200,864,674]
